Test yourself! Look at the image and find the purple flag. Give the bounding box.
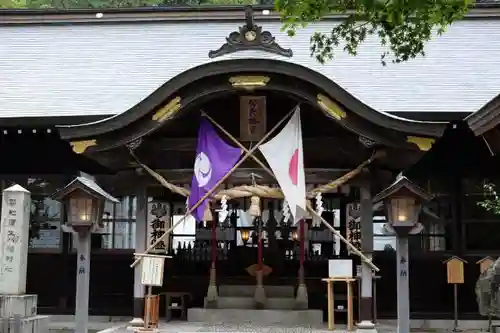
[188,118,241,222]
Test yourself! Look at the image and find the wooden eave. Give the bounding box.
[466,92,500,135]
[57,59,446,155]
[1,3,500,25]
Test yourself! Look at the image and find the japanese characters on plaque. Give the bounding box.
[346,202,362,254]
[147,201,170,253]
[240,96,266,141]
[0,185,31,295]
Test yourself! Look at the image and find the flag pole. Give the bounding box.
[130,106,297,268]
[202,110,379,272]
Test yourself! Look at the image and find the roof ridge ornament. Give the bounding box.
[208,6,293,59]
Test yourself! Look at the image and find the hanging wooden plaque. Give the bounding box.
[240,96,266,141]
[443,256,467,284]
[147,201,170,253]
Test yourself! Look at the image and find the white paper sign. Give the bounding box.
[141,256,165,287]
[328,259,353,278]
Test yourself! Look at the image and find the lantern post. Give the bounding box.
[53,177,118,333]
[373,174,432,333]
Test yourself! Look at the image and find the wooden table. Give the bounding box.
[322,277,356,331]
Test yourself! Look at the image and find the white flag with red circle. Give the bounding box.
[259,106,307,223]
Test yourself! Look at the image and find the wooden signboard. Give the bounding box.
[240,96,266,141]
[477,256,495,274]
[141,256,165,287]
[443,256,467,284]
[328,259,353,278]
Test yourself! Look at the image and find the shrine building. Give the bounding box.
[2,2,500,326]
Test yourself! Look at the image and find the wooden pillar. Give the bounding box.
[206,214,218,307]
[130,186,147,327]
[295,219,308,308]
[358,178,377,332]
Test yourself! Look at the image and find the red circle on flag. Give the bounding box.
[289,149,299,185]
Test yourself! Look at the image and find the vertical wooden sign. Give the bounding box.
[443,256,467,332]
[147,201,170,253]
[477,256,495,274]
[346,203,361,255]
[240,96,266,141]
[443,256,466,284]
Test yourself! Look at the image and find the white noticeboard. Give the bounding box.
[141,256,165,287]
[328,259,353,278]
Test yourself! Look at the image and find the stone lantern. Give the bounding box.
[54,176,118,333]
[373,174,432,333]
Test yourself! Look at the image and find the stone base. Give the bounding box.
[0,315,50,333]
[187,308,323,326]
[205,285,218,309]
[0,295,38,318]
[295,284,308,310]
[0,294,49,333]
[356,320,378,333]
[128,317,144,327]
[253,285,266,309]
[132,328,158,333]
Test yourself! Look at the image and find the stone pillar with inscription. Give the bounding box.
[0,185,49,333]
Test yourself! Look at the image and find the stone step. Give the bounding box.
[214,296,297,309]
[218,285,294,297]
[188,308,323,326]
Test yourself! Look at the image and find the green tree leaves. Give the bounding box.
[276,0,473,65]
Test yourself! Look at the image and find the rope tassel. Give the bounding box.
[249,196,261,217]
[203,201,213,221]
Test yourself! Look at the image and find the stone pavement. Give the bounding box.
[115,322,465,333]
[139,322,386,333]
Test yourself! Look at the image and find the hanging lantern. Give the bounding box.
[53,177,118,232]
[241,228,250,244]
[373,174,432,235]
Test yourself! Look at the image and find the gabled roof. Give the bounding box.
[53,176,119,202]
